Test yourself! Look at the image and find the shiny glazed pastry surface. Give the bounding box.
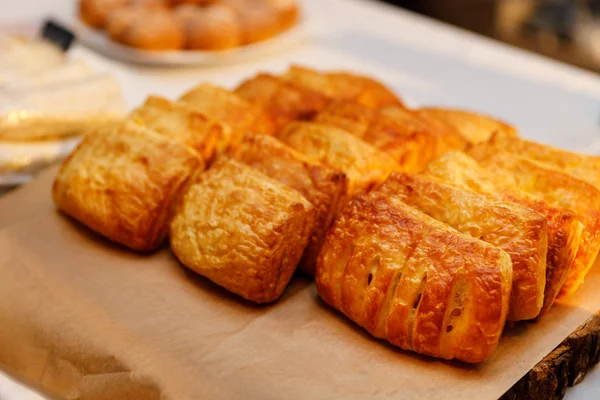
[52,121,203,252]
[476,132,600,189]
[278,122,401,197]
[129,96,223,162]
[232,134,347,275]
[315,191,512,363]
[417,108,517,145]
[468,149,600,298]
[378,172,548,321]
[179,83,275,152]
[316,101,466,172]
[235,73,330,131]
[170,158,316,303]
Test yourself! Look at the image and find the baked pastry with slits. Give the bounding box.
[378,172,547,321]
[235,73,330,132]
[231,134,347,274]
[170,158,316,303]
[477,132,600,189]
[424,152,582,313]
[278,122,401,197]
[129,96,224,162]
[315,101,466,172]
[179,83,274,152]
[316,190,512,363]
[53,121,203,252]
[468,149,600,298]
[417,108,517,145]
[284,65,403,108]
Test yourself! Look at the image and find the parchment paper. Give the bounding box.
[0,170,598,400]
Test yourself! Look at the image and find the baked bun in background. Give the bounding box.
[263,0,299,31]
[106,6,185,50]
[175,4,242,50]
[80,0,129,28]
[222,0,280,44]
[168,0,217,5]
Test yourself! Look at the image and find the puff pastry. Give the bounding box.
[129,96,224,162]
[424,152,582,314]
[231,134,347,274]
[378,172,547,321]
[53,121,203,252]
[417,108,517,145]
[170,158,316,303]
[179,83,274,152]
[316,190,512,363]
[468,149,600,298]
[284,65,403,108]
[278,122,401,197]
[235,73,330,131]
[315,101,467,172]
[479,132,600,188]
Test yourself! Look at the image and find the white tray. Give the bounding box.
[69,18,308,66]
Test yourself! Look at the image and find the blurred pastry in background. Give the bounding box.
[168,0,217,5]
[175,3,242,50]
[80,0,130,28]
[106,5,185,50]
[78,0,300,51]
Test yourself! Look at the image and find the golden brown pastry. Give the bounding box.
[315,101,467,172]
[222,0,281,44]
[231,134,347,274]
[106,6,185,50]
[468,149,600,298]
[169,0,216,5]
[378,172,547,321]
[478,132,600,188]
[53,121,203,252]
[284,65,403,108]
[179,83,275,152]
[170,158,316,303]
[262,0,299,31]
[235,73,330,132]
[316,190,512,363]
[278,122,401,197]
[175,4,243,50]
[128,96,224,162]
[424,152,582,314]
[417,108,517,145]
[79,0,129,28]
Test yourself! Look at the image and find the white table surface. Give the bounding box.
[1,0,600,398]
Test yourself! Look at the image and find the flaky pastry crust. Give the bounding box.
[129,96,224,162]
[316,101,466,172]
[179,83,275,152]
[170,158,316,303]
[278,122,401,197]
[235,73,330,132]
[379,172,547,321]
[53,121,203,252]
[468,149,600,298]
[417,108,517,145]
[316,191,512,363]
[284,65,403,108]
[231,134,347,275]
[424,152,582,314]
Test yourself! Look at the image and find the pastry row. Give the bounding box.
[79,0,299,51]
[52,65,600,363]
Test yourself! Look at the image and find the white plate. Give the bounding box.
[69,18,308,66]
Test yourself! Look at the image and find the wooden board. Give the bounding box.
[502,313,600,399]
